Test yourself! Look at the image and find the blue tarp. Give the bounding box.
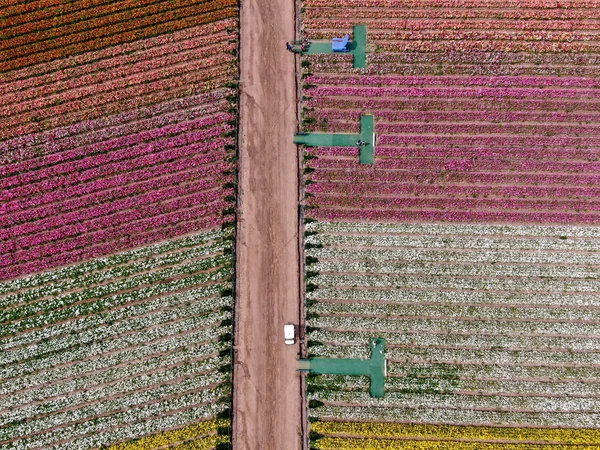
[332,34,349,52]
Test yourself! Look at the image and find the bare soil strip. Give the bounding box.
[233,0,302,448]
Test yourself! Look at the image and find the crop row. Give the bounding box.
[0,90,227,165]
[0,0,237,72]
[108,418,229,450]
[305,221,600,429]
[0,229,233,449]
[311,421,600,446]
[0,19,235,87]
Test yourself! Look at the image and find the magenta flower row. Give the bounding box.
[0,91,228,164]
[0,204,228,281]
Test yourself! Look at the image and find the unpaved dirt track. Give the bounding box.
[233,0,302,448]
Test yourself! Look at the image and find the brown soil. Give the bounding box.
[232,0,302,449]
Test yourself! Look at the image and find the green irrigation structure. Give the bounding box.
[293,115,374,164]
[303,24,367,69]
[298,338,387,398]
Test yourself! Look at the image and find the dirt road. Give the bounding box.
[232,0,302,448]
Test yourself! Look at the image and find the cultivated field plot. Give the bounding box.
[301,0,600,225]
[305,221,600,445]
[0,229,233,450]
[0,0,237,73]
[0,17,238,281]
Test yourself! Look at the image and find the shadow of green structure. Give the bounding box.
[298,338,387,398]
[303,25,367,68]
[294,115,374,164]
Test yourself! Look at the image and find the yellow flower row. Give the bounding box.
[170,433,230,449]
[313,437,600,450]
[109,418,229,450]
[311,421,600,445]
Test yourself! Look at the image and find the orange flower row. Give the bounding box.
[1,4,236,73]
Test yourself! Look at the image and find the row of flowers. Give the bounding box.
[0,19,235,87]
[1,39,235,111]
[2,60,235,141]
[0,229,234,449]
[0,228,224,298]
[1,249,231,334]
[311,420,600,445]
[309,406,600,429]
[307,53,600,77]
[303,0,600,9]
[0,1,237,73]
[109,419,230,450]
[0,91,227,170]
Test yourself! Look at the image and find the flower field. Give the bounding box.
[0,229,233,450]
[304,221,600,443]
[0,0,237,73]
[301,0,600,226]
[0,14,238,281]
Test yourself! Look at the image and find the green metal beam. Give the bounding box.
[298,338,386,398]
[293,115,374,164]
[302,25,367,69]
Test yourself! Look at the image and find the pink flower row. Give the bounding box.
[0,120,232,192]
[308,93,600,115]
[310,207,600,226]
[0,204,228,281]
[325,119,600,140]
[0,19,237,88]
[304,0,600,9]
[306,145,599,162]
[305,74,600,89]
[310,167,600,187]
[0,150,229,226]
[379,134,600,148]
[304,15,600,32]
[308,85,600,100]
[1,185,232,251]
[311,155,600,174]
[309,107,600,125]
[307,181,600,200]
[310,194,600,214]
[0,90,228,163]
[0,96,227,172]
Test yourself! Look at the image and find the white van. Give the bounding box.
[284,323,295,345]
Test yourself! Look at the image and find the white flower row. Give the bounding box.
[2,327,224,394]
[8,386,229,450]
[386,347,600,366]
[390,362,600,383]
[1,286,226,352]
[1,314,228,383]
[0,239,226,310]
[1,255,229,326]
[0,229,227,298]
[313,273,599,293]
[1,358,229,430]
[308,233,600,253]
[309,328,600,352]
[312,259,599,280]
[309,405,600,428]
[306,221,600,240]
[309,301,600,322]
[308,287,600,308]
[307,246,600,266]
[1,349,228,417]
[310,390,600,414]
[309,315,599,338]
[384,376,600,397]
[2,295,230,368]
